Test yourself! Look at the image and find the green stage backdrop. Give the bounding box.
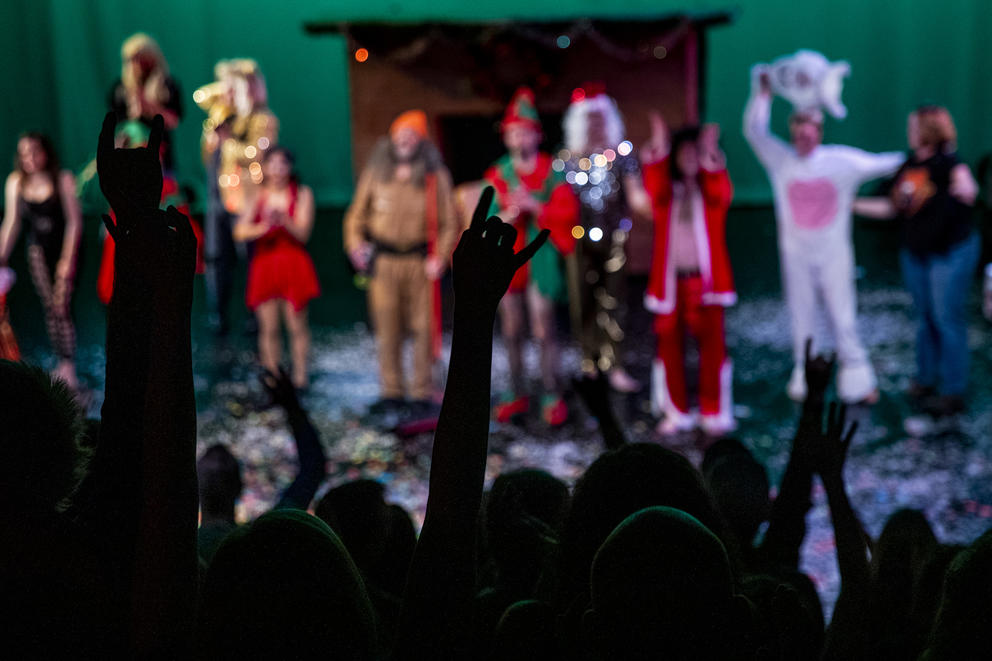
[2,0,990,208]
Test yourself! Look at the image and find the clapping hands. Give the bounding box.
[452,186,548,320]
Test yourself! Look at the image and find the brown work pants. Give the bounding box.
[368,254,433,400]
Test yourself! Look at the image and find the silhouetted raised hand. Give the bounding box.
[452,186,548,321]
[804,337,836,401]
[397,187,548,660]
[97,112,163,225]
[807,402,857,482]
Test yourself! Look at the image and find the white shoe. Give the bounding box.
[655,409,696,436]
[786,365,807,402]
[700,413,737,437]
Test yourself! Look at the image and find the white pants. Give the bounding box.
[781,244,876,402]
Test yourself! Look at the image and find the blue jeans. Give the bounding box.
[899,232,980,396]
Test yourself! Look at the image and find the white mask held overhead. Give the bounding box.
[753,50,850,120]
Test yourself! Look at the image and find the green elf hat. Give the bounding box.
[501,86,541,133]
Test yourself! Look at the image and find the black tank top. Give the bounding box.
[18,192,67,269]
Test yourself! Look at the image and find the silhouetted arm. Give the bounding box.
[813,403,868,661]
[395,187,548,660]
[85,113,199,657]
[266,369,327,511]
[761,339,831,569]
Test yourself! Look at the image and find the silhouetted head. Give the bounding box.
[702,440,770,548]
[198,509,376,660]
[557,443,729,607]
[0,360,87,517]
[741,572,824,660]
[486,469,570,567]
[586,506,743,660]
[921,528,992,661]
[197,444,242,521]
[491,599,558,661]
[316,479,389,573]
[315,479,414,596]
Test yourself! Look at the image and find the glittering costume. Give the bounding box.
[643,154,736,432]
[196,59,279,331]
[343,112,458,402]
[562,147,639,373]
[245,183,320,311]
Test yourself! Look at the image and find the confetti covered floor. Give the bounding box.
[9,207,992,617]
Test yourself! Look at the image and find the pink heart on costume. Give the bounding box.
[787,178,839,229]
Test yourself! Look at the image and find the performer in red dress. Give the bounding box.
[642,115,736,436]
[234,146,319,389]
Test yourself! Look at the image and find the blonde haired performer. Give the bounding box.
[109,33,183,171]
[195,59,279,334]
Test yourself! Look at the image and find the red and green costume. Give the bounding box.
[483,154,577,301]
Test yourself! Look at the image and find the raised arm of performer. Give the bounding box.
[640,111,673,201]
[395,187,548,659]
[742,69,792,167]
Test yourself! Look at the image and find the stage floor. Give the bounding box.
[8,206,992,617]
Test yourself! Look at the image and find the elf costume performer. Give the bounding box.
[344,110,458,411]
[484,87,579,426]
[744,62,903,403]
[642,116,737,436]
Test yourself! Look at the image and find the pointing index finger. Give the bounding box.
[471,186,495,233]
[98,112,117,161]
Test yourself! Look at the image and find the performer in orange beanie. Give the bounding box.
[344,109,458,415]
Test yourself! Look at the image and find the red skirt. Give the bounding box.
[245,232,320,311]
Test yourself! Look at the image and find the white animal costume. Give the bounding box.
[743,64,904,402]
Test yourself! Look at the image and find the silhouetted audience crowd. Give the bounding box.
[4,115,992,660]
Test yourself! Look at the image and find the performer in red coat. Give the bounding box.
[642,115,736,436]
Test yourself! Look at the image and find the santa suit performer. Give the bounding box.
[743,70,904,403]
[484,87,579,426]
[561,85,652,392]
[642,116,737,436]
[344,110,458,411]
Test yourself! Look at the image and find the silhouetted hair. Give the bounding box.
[197,444,243,517]
[198,509,377,660]
[588,506,743,661]
[922,529,992,660]
[0,360,87,514]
